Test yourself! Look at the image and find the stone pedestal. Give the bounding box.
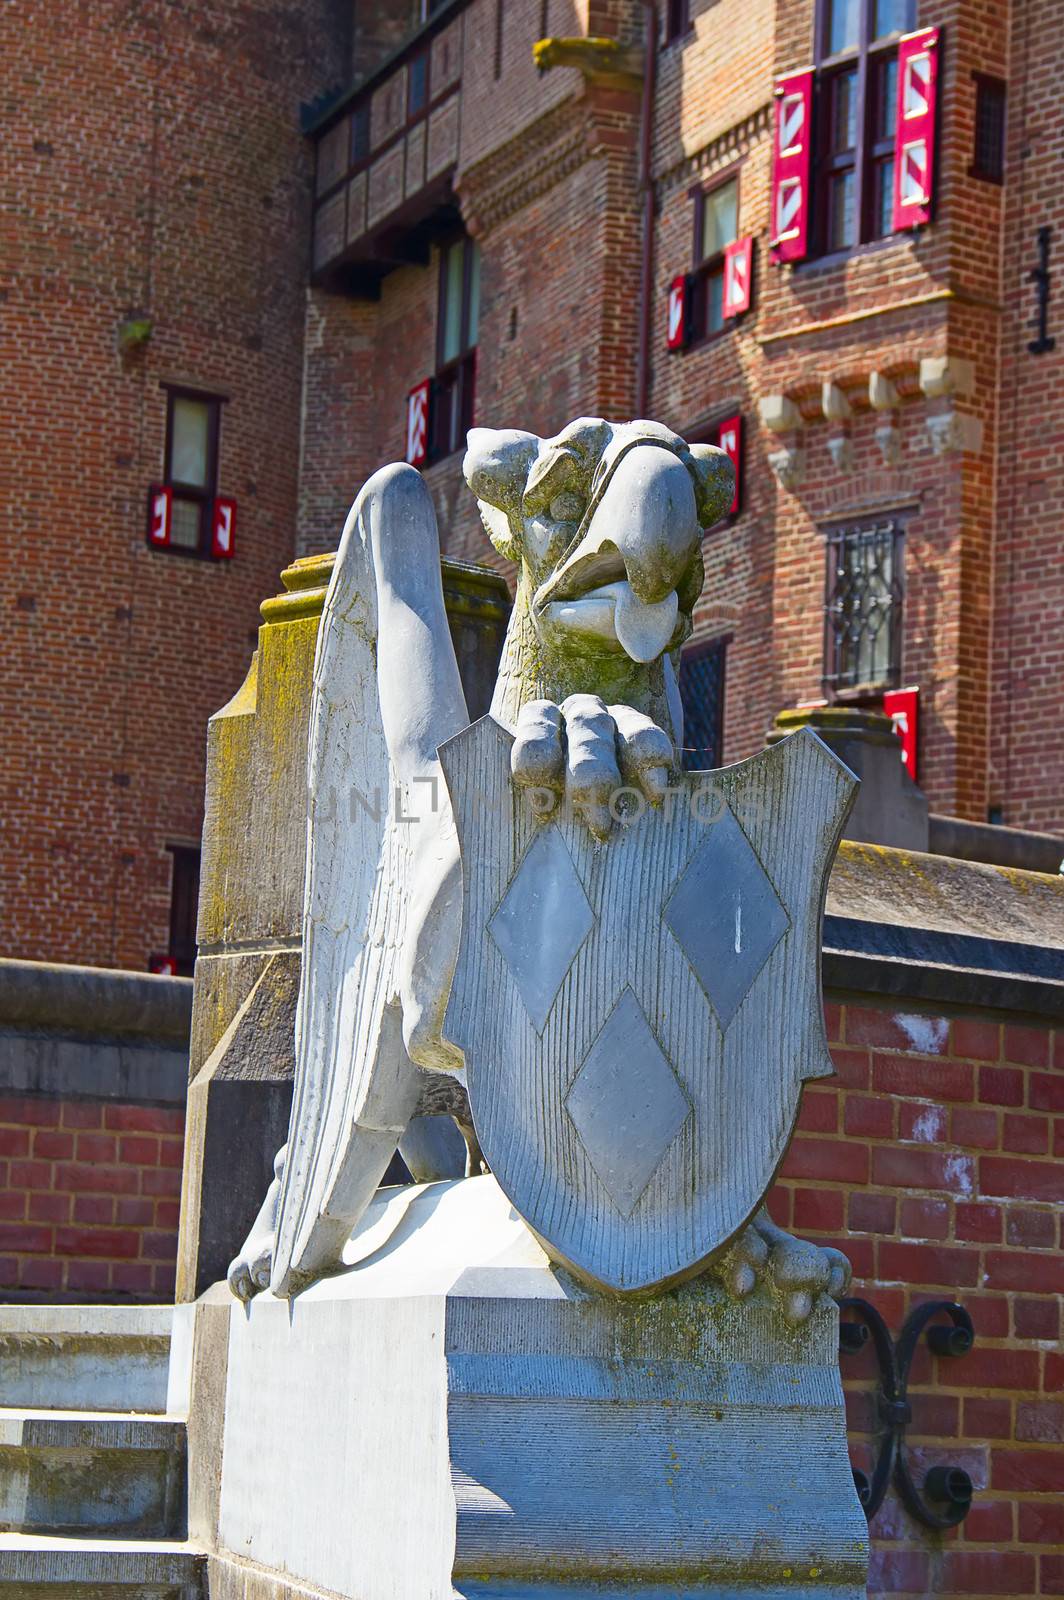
[186,1178,867,1600]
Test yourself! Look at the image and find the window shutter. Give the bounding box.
[716,414,742,516]
[892,29,939,230]
[211,496,237,560]
[722,237,753,318]
[883,685,919,781]
[406,379,432,466]
[147,485,172,548]
[666,273,689,351]
[771,70,813,263]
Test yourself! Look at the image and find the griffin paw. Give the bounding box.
[227,1144,286,1304]
[716,1206,852,1326]
[511,694,673,840]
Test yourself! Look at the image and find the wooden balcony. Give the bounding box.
[308,2,468,297]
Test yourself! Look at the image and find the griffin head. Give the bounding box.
[464,418,733,732]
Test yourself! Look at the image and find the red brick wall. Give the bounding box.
[0,0,346,972]
[775,999,1063,1600]
[0,1097,184,1302]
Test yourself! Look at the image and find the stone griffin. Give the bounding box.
[228,418,851,1323]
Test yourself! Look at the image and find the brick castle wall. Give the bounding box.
[0,1097,184,1301]
[0,0,346,972]
[776,1000,1063,1600]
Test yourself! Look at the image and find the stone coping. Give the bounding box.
[0,959,192,1045]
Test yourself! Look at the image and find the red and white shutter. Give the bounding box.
[211,496,237,560]
[716,414,742,517]
[147,485,172,548]
[892,29,939,230]
[666,274,689,351]
[722,237,753,318]
[883,685,919,781]
[406,379,431,467]
[771,70,813,263]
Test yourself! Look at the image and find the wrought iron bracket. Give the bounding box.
[839,1297,975,1530]
[1029,225,1056,355]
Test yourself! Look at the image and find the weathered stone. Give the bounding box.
[770,706,929,852]
[214,1179,867,1600]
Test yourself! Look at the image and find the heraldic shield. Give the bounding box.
[439,719,857,1296]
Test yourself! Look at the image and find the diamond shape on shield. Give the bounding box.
[565,988,691,1218]
[664,807,790,1030]
[488,824,595,1033]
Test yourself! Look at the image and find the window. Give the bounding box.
[350,103,370,168]
[430,237,479,462]
[691,176,738,340]
[813,0,914,253]
[407,52,428,120]
[664,0,691,45]
[971,74,1006,183]
[157,845,200,977]
[163,388,222,553]
[823,517,905,695]
[678,640,728,769]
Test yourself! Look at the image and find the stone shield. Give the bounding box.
[440,718,856,1295]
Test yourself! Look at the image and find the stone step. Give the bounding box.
[0,1308,172,1414]
[0,1533,203,1596]
[0,1412,186,1539]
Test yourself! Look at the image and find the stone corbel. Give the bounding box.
[919,357,981,455]
[821,383,853,474]
[767,445,805,490]
[926,411,984,455]
[760,395,804,490]
[869,371,901,466]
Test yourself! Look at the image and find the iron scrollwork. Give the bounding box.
[838,1297,975,1530]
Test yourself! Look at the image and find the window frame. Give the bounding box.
[970,72,1006,185]
[663,0,693,47]
[821,513,907,700]
[429,235,479,464]
[687,165,742,346]
[161,385,224,559]
[810,0,914,259]
[163,843,201,978]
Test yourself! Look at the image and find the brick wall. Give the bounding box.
[0,0,346,972]
[774,999,1063,1600]
[0,1097,184,1302]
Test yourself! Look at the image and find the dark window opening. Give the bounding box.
[679,640,728,769]
[430,237,479,462]
[971,74,1006,183]
[690,175,739,341]
[812,0,914,255]
[664,0,691,45]
[351,103,370,167]
[407,52,429,120]
[165,845,200,977]
[162,387,223,555]
[823,517,905,695]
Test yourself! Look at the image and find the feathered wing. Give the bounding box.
[270,465,469,1296]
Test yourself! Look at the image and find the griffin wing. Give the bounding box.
[270,465,468,1296]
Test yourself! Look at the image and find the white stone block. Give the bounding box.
[216,1178,868,1600]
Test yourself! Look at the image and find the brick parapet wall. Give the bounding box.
[774,999,1063,1600]
[0,1097,184,1302]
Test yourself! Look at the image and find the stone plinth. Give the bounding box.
[177,554,510,1302]
[769,707,929,852]
[190,1178,867,1600]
